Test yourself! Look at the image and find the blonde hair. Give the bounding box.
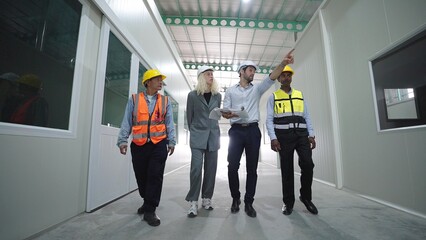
[195,71,219,95]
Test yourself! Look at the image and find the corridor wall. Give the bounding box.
[298,0,426,216]
[0,0,192,239]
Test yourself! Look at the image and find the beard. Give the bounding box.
[243,74,254,83]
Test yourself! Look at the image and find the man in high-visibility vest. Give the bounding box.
[117,69,176,226]
[221,50,294,218]
[266,65,318,216]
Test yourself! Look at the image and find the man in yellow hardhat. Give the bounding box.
[117,69,176,226]
[265,65,318,216]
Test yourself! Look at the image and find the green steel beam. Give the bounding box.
[163,16,307,32]
[183,62,273,74]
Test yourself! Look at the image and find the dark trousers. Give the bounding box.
[130,140,168,213]
[277,131,314,208]
[227,123,261,204]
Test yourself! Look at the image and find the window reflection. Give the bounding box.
[0,0,82,129]
[384,88,418,119]
[385,88,415,105]
[371,26,426,130]
[102,32,131,128]
[1,74,48,126]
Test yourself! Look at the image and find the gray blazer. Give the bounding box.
[186,90,222,151]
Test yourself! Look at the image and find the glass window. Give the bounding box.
[370,26,426,130]
[0,0,82,129]
[102,32,131,128]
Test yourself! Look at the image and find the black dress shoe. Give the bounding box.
[244,203,257,218]
[299,197,318,215]
[231,199,241,213]
[282,205,293,215]
[143,212,161,226]
[137,205,145,214]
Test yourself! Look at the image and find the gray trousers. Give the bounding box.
[185,148,218,202]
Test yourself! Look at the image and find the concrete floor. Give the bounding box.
[30,147,426,240]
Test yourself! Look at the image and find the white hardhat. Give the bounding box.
[237,60,258,73]
[197,65,214,77]
[0,72,19,82]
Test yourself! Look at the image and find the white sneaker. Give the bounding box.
[187,201,198,217]
[202,198,214,210]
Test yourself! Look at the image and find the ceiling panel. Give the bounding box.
[206,42,220,57]
[177,41,193,53]
[169,26,189,41]
[258,0,287,19]
[219,0,240,17]
[234,44,251,61]
[219,43,234,59]
[252,30,272,45]
[192,42,207,56]
[263,46,282,60]
[220,28,238,43]
[248,45,267,61]
[187,26,205,42]
[203,27,220,42]
[236,29,255,44]
[269,31,294,46]
[155,0,323,88]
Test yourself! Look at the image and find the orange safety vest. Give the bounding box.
[131,92,168,146]
[10,95,40,124]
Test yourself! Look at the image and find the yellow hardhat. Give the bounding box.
[17,74,42,89]
[142,69,166,84]
[282,65,294,75]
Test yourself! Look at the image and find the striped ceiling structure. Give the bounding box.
[154,0,323,89]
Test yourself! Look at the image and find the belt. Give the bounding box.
[233,122,258,127]
[274,123,307,129]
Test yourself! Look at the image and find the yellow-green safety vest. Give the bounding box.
[273,89,307,130]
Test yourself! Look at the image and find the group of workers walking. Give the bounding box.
[117,49,318,227]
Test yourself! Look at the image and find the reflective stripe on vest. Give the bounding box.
[274,123,307,129]
[132,92,168,146]
[273,89,306,129]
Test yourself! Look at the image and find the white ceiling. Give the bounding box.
[154,0,323,90]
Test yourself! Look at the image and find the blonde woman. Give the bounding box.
[185,66,221,217]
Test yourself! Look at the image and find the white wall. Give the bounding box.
[97,0,193,182]
[290,16,338,186]
[0,2,102,239]
[2,0,425,239]
[0,0,193,239]
[317,0,426,215]
[102,0,192,145]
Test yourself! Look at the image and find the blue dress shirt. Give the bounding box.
[223,75,275,125]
